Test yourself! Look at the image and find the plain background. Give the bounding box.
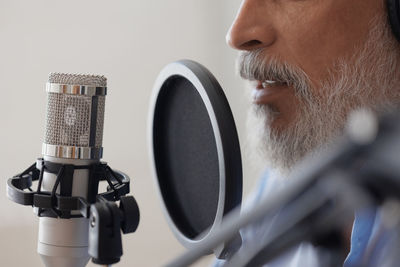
[0,1,265,266]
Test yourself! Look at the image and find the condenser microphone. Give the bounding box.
[38,73,107,267]
[7,72,139,266]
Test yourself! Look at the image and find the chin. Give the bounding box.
[267,110,296,134]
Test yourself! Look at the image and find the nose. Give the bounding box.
[226,0,276,51]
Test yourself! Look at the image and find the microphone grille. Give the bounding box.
[48,73,107,87]
[44,73,107,159]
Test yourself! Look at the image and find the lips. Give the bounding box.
[252,80,289,104]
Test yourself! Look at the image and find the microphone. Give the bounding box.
[37,73,107,267]
[7,73,140,267]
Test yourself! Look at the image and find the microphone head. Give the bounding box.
[48,73,107,87]
[43,73,107,160]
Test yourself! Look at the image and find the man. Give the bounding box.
[218,0,400,266]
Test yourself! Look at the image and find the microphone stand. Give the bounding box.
[164,135,368,267]
[228,171,371,267]
[165,110,400,267]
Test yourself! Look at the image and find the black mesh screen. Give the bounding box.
[153,76,220,238]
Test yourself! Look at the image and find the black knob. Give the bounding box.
[119,195,140,234]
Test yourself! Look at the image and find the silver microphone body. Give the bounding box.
[37,73,107,267]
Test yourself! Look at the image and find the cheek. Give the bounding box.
[277,0,383,92]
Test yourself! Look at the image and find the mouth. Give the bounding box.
[260,80,286,88]
[252,80,289,104]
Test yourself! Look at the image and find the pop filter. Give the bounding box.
[149,60,243,258]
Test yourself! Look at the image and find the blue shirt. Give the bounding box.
[214,171,400,267]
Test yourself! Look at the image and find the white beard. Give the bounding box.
[244,16,400,175]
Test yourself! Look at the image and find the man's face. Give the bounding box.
[228,0,400,172]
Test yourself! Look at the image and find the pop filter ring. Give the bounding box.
[149,60,243,257]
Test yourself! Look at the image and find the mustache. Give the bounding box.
[237,49,310,90]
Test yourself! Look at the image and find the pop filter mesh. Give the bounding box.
[153,75,219,238]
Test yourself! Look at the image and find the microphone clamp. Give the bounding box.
[6,159,140,265]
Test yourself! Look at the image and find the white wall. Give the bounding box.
[0,1,262,266]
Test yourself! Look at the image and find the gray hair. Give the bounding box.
[241,15,400,174]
